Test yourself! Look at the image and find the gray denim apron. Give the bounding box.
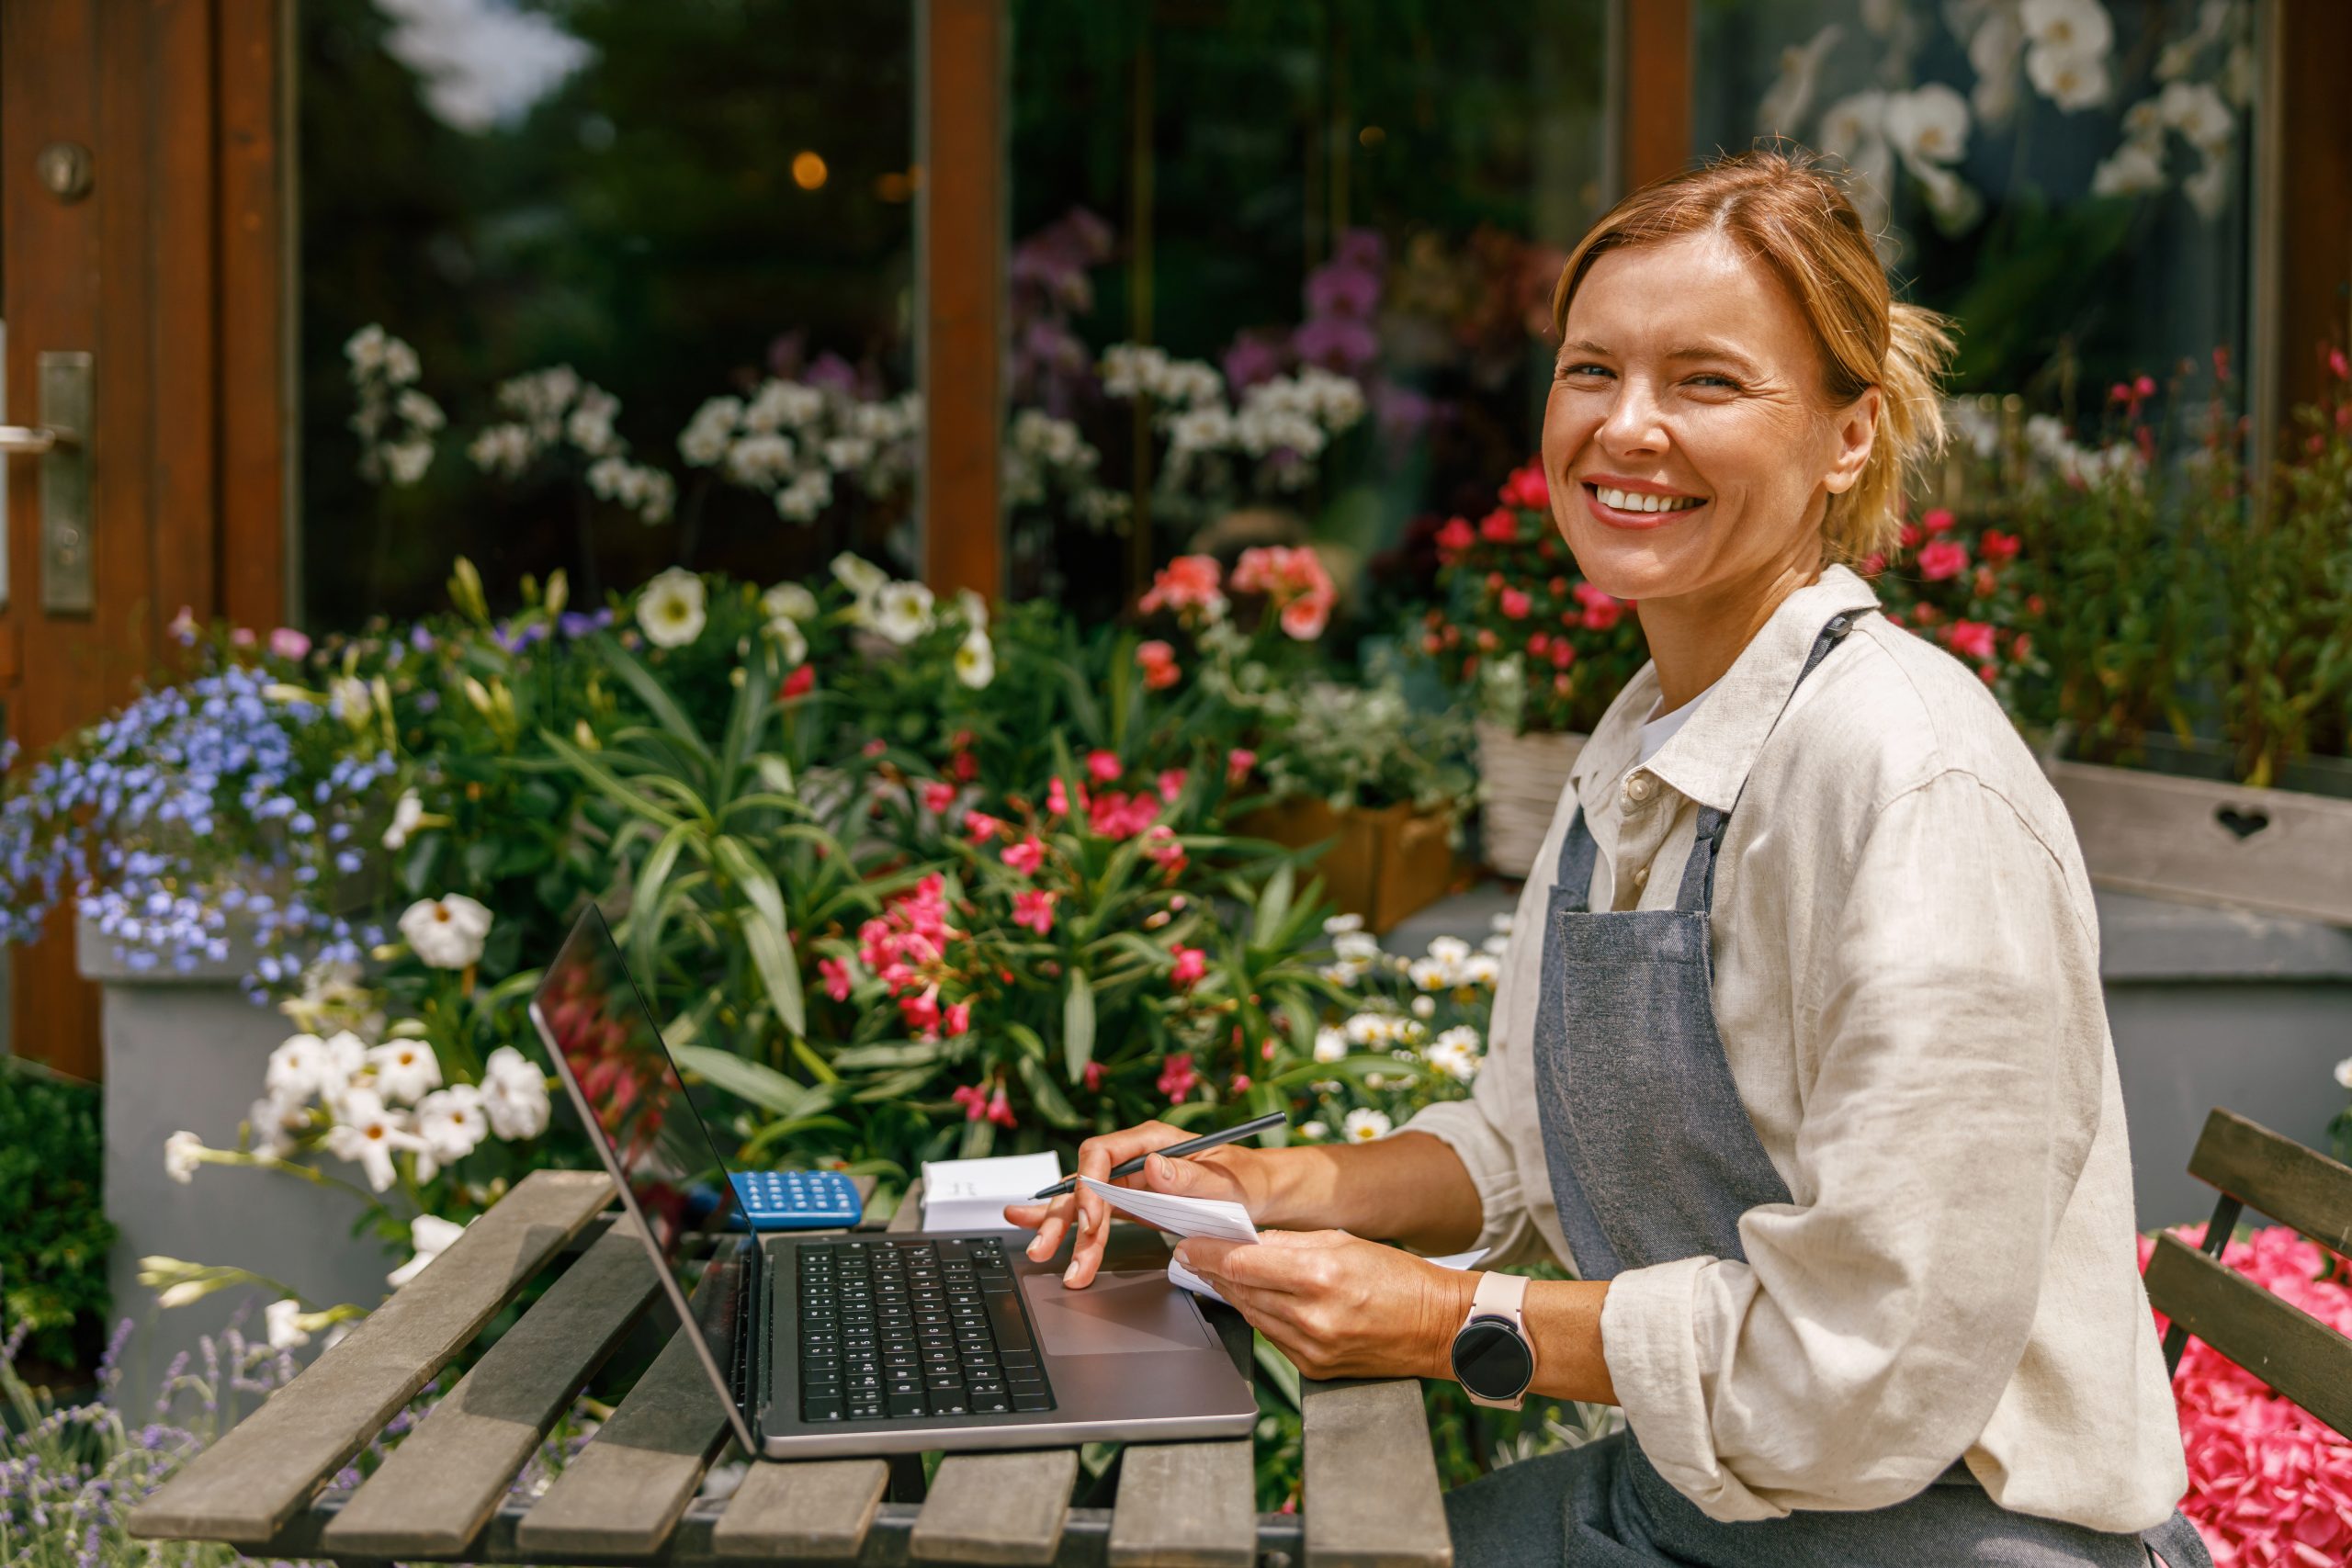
[1470,611,2212,1567]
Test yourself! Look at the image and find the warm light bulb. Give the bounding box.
[792,151,829,190]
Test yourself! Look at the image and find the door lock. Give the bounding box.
[0,351,95,614]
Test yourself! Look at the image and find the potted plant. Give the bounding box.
[1415,461,1646,876]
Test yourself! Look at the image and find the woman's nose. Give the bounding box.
[1598,381,1668,456]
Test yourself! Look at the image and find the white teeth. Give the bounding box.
[1596,485,1702,513]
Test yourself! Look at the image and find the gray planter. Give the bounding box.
[1388,885,2352,1230]
[80,919,396,1395]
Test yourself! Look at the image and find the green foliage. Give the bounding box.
[0,1064,115,1371]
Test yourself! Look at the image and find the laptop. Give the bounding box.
[528,904,1259,1458]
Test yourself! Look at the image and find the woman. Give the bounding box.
[1010,150,2207,1565]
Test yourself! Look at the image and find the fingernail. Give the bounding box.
[1027,1236,1046,1259]
[1150,1154,1172,1179]
[1076,1211,1091,1235]
[1063,1265,1080,1285]
[1171,1244,1190,1268]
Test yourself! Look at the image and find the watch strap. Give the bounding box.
[1456,1270,1534,1409]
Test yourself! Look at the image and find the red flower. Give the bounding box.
[1136,638,1181,691]
[952,750,978,783]
[1279,592,1333,640]
[1922,508,1957,535]
[1498,587,1532,620]
[1012,889,1057,935]
[1156,768,1187,804]
[1226,749,1256,784]
[1860,552,1887,576]
[1573,581,1623,631]
[1479,508,1519,543]
[986,1086,1015,1128]
[1144,823,1187,874]
[1435,516,1476,559]
[900,985,944,1037]
[1001,837,1046,875]
[1087,790,1161,840]
[861,738,888,758]
[1898,522,1922,549]
[1550,639,1577,669]
[946,1000,972,1036]
[1917,539,1969,581]
[1528,632,1549,655]
[1086,749,1124,784]
[1498,462,1548,510]
[1981,529,2020,563]
[1082,1061,1104,1091]
[1158,1053,1198,1102]
[780,664,816,701]
[964,809,1007,842]
[2331,346,2350,381]
[1946,619,1996,661]
[819,956,854,1002]
[952,1083,989,1121]
[920,780,957,815]
[1138,555,1226,621]
[1170,945,1208,987]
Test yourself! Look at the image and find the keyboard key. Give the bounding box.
[888,1391,926,1418]
[928,1393,969,1416]
[984,1290,1034,1352]
[802,1396,844,1422]
[969,1392,1012,1414]
[1012,1392,1053,1412]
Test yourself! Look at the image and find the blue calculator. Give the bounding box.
[729,1168,864,1231]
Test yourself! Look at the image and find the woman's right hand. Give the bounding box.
[1001,1119,1271,1289]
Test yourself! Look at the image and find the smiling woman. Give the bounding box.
[1009,149,2214,1568]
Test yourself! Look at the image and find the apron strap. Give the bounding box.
[1674,611,1860,914]
[1554,801,1600,912]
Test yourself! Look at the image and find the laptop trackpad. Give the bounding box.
[1023,1269,1218,1356]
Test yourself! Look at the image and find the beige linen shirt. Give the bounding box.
[1404,565,2187,1532]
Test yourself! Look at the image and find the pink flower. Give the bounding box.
[1435,517,1476,560]
[1001,836,1046,875]
[1917,539,1969,581]
[1228,1074,1251,1094]
[1170,945,1207,987]
[1946,620,1996,661]
[945,1000,972,1036]
[952,1083,989,1121]
[1138,555,1227,622]
[986,1086,1015,1128]
[1083,1061,1104,1091]
[862,738,888,759]
[169,606,199,646]
[921,780,957,814]
[1921,508,1958,536]
[1550,639,1577,669]
[1278,592,1332,640]
[1144,823,1186,872]
[1156,768,1188,804]
[1012,889,1057,935]
[819,956,854,1002]
[780,664,816,701]
[1498,587,1532,620]
[1226,749,1256,785]
[1572,581,1623,631]
[1981,529,2020,564]
[1136,639,1181,691]
[1498,462,1548,510]
[900,985,944,1037]
[1478,507,1519,543]
[1046,776,1090,818]
[964,810,1008,842]
[1158,1053,1198,1102]
[2330,347,2350,381]
[1087,789,1162,840]
[1086,749,1124,784]
[230,626,257,648]
[269,627,311,660]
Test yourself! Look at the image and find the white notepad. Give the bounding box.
[921,1151,1064,1232]
[1076,1175,1488,1303]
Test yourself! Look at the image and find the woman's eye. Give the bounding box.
[1690,373,1739,390]
[1558,362,1611,379]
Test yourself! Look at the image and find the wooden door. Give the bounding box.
[0,0,287,1079]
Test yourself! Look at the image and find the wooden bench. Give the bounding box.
[129,1171,1456,1567]
[2144,1108,2352,1437]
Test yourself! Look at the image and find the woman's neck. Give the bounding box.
[1638,548,1826,713]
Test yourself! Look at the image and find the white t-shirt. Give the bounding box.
[1637,680,1716,764]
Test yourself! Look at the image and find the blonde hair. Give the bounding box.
[1550,148,1956,563]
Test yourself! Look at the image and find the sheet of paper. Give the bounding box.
[921,1151,1064,1232]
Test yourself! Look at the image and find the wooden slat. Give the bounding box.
[130,1169,615,1546]
[910,1449,1080,1567]
[2188,1108,2352,1259]
[1300,1379,1453,1568]
[2047,760,2352,926]
[888,1178,925,1234]
[1107,1441,1257,1568]
[711,1460,890,1562]
[514,1318,731,1558]
[1619,0,1692,191]
[2146,1234,2352,1437]
[324,1219,662,1556]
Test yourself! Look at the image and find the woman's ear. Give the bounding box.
[1823,386,1882,495]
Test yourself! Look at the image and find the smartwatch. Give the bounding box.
[1450,1270,1535,1409]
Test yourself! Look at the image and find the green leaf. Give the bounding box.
[791,1037,841,1085]
[742,910,807,1038]
[599,641,716,772]
[756,754,797,796]
[832,1041,947,1070]
[1252,862,1295,948]
[671,1043,811,1119]
[542,730,686,831]
[712,835,789,938]
[628,821,696,979]
[1017,1055,1085,1129]
[1063,969,1096,1085]
[1253,1332,1303,1408]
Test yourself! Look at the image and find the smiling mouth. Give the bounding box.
[1588,483,1708,514]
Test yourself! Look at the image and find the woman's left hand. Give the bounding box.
[1173,1229,1476,1381]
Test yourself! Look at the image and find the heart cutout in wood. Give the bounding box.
[2214,805,2271,840]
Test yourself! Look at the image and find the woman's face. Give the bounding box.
[1540,231,1878,607]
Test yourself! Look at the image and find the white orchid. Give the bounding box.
[953,627,995,690]
[831,553,889,601]
[400,894,493,969]
[1883,84,1970,174]
[636,568,707,649]
[2019,0,2113,56]
[383,789,427,852]
[2155,0,2231,81]
[481,1045,553,1141]
[872,581,936,646]
[1962,6,2026,126]
[2157,80,2233,156]
[2181,156,2231,220]
[2091,139,2168,197]
[388,1213,470,1290]
[2024,43,2109,110]
[1757,22,1841,138]
[1816,89,1886,164]
[1915,162,1985,234]
[366,1039,443,1105]
[164,1130,205,1185]
[324,1089,428,1193]
[1342,1109,1393,1144]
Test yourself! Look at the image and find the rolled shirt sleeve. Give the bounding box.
[1600,770,2107,1518]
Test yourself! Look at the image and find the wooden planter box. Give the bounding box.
[2047,760,2352,927]
[1474,720,1588,879]
[1232,797,1464,934]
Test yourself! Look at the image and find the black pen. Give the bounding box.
[1030,1111,1290,1200]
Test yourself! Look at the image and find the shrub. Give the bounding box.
[0,1063,115,1371]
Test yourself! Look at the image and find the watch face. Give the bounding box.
[1452,1318,1532,1401]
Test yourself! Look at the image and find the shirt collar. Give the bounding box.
[1578,564,1882,815]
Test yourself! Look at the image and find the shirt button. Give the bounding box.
[1623,773,1656,807]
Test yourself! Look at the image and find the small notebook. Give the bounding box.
[1076,1175,1488,1303]
[921,1151,1064,1232]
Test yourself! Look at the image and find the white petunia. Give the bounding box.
[637,568,707,649]
[366,1039,443,1105]
[164,1130,205,1185]
[383,788,427,852]
[1342,1108,1393,1144]
[830,553,889,600]
[1314,1027,1348,1065]
[388,1213,470,1290]
[1883,83,1970,173]
[2091,139,2168,197]
[400,895,493,969]
[956,587,989,632]
[953,628,995,690]
[481,1046,553,1141]
[266,1298,311,1351]
[761,582,818,626]
[872,581,936,646]
[324,1089,427,1193]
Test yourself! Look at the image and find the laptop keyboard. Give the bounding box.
[795,1237,1055,1423]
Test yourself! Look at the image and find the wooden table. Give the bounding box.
[130,1170,1455,1567]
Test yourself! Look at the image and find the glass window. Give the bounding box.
[298,0,916,628]
[1691,0,2256,405]
[1002,0,1611,627]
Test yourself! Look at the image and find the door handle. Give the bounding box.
[2,352,94,614]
